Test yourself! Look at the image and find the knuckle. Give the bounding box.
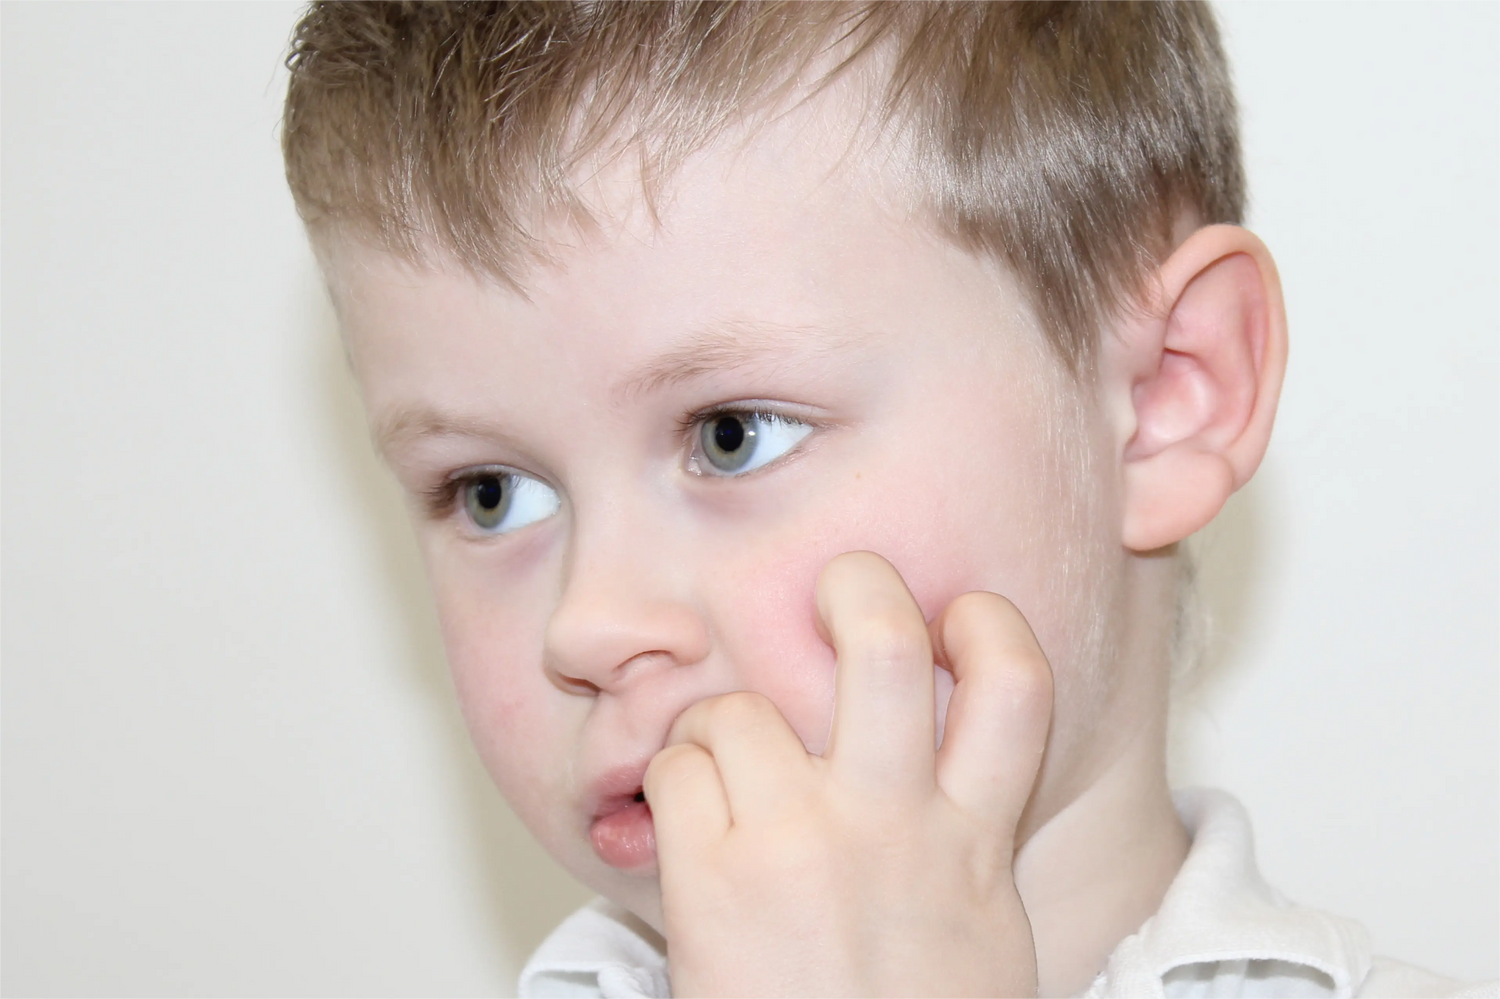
[999,646,1054,706]
[668,691,789,754]
[644,743,699,792]
[712,689,773,723]
[844,613,928,669]
[698,690,776,735]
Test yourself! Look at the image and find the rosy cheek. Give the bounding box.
[434,586,558,808]
[708,522,974,757]
[710,542,841,753]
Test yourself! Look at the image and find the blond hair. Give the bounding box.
[283,1,1242,370]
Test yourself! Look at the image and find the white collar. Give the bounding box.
[518,896,669,998]
[1084,788,1371,998]
[518,788,1373,998]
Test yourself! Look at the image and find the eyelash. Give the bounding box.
[677,403,816,474]
[673,403,808,443]
[423,469,501,521]
[673,404,731,440]
[424,404,816,523]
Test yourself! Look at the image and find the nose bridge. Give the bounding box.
[544,488,709,691]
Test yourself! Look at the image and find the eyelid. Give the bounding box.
[682,401,822,478]
[423,463,548,523]
[677,399,824,436]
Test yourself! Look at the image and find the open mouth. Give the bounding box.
[590,786,656,871]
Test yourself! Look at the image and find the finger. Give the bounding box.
[666,692,812,820]
[644,743,730,868]
[930,591,1053,828]
[815,550,935,797]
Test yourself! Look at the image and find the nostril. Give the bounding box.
[549,672,603,696]
[632,789,645,803]
[544,590,712,695]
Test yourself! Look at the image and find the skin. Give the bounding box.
[322,85,1286,997]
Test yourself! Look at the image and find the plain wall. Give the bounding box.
[3,2,1495,994]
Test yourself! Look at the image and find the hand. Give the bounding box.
[643,551,1054,997]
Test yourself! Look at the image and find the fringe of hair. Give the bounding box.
[282,1,1243,371]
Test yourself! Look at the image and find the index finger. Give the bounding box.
[815,551,935,799]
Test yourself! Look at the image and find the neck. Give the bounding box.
[1015,678,1187,997]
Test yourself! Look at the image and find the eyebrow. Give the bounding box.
[611,320,869,404]
[375,408,525,457]
[376,319,871,455]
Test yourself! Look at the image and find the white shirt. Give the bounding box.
[518,789,1495,998]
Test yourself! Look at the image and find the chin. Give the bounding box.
[594,871,665,933]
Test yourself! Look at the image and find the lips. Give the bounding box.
[587,762,657,871]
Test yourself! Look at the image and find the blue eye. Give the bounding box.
[460,471,560,534]
[692,411,813,476]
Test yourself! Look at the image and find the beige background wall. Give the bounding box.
[3,2,1495,994]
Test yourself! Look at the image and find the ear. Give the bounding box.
[1103,225,1288,552]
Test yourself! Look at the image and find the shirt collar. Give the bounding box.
[1091,788,1372,998]
[518,897,669,998]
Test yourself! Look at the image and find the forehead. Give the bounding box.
[319,88,1052,454]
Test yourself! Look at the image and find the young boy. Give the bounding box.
[281,3,1493,996]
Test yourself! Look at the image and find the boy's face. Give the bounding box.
[325,109,1122,928]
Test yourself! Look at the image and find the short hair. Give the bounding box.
[283,0,1243,371]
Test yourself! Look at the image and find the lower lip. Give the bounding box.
[590,799,657,870]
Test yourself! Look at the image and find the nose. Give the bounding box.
[543,522,710,695]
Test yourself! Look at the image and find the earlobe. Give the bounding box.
[1113,225,1288,552]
